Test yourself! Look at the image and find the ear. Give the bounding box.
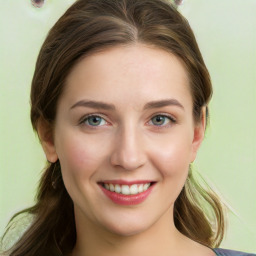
[190,107,206,163]
[37,118,58,163]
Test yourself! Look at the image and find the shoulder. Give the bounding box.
[213,248,256,256]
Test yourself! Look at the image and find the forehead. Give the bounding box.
[62,43,192,110]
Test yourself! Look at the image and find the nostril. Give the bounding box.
[31,0,45,8]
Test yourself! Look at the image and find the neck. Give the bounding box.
[71,206,194,256]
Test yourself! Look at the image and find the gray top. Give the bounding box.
[213,248,256,256]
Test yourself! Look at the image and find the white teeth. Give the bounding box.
[115,184,121,193]
[143,183,150,190]
[121,185,130,195]
[138,184,144,193]
[109,184,115,192]
[103,183,152,195]
[130,184,138,194]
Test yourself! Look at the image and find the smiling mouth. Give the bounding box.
[98,182,155,196]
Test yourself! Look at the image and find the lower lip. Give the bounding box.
[99,184,155,205]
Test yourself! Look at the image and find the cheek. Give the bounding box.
[59,140,94,174]
[149,132,192,178]
[55,133,105,190]
[148,133,192,204]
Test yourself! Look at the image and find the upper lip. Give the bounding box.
[98,179,156,185]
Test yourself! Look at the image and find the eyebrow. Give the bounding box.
[143,99,184,110]
[70,100,116,110]
[70,98,184,111]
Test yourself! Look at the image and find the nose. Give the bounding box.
[110,126,146,171]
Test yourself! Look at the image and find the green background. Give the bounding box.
[0,0,255,252]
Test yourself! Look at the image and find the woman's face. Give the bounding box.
[43,44,205,236]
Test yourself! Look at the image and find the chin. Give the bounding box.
[99,213,156,237]
[106,224,148,237]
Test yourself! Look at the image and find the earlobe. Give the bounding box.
[37,118,58,163]
[190,107,206,162]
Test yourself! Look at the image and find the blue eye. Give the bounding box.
[83,115,107,126]
[150,115,175,126]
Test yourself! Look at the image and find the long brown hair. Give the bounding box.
[1,0,226,255]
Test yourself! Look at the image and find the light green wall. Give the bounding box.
[179,0,256,251]
[1,0,255,252]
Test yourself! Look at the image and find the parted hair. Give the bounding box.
[1,0,226,255]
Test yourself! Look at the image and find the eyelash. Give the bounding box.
[79,113,177,128]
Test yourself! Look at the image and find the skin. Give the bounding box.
[39,43,215,256]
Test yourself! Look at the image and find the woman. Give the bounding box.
[1,0,255,255]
